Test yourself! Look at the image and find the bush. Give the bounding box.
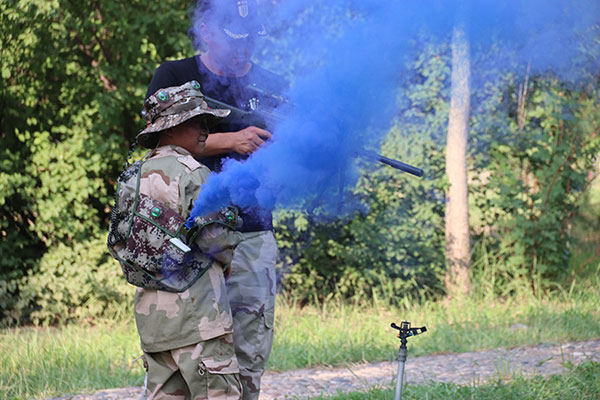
[275,40,452,304]
[19,236,133,325]
[471,77,600,294]
[1,3,597,323]
[275,139,447,304]
[0,0,192,325]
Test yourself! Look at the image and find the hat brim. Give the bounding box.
[138,106,231,136]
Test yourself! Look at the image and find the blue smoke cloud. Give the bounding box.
[188,0,599,222]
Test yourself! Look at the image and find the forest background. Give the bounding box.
[1,0,599,328]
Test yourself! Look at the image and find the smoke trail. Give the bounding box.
[189,0,599,221]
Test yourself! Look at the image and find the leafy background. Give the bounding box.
[1,1,599,326]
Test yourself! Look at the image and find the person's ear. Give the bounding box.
[199,23,211,45]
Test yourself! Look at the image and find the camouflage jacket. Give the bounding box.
[131,145,241,352]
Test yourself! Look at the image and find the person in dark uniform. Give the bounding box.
[145,1,285,399]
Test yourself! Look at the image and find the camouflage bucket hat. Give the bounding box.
[137,80,230,148]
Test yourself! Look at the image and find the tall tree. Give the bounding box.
[444,26,472,298]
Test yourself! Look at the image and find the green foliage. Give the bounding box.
[20,236,133,325]
[275,33,600,304]
[0,0,193,325]
[0,1,598,325]
[275,140,447,304]
[275,40,451,305]
[471,77,600,294]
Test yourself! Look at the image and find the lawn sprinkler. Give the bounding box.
[390,321,427,400]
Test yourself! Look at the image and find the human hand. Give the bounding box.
[232,126,272,155]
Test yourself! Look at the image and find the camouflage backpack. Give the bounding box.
[106,159,239,292]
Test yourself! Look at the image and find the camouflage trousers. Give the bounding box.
[143,334,242,400]
[227,231,277,400]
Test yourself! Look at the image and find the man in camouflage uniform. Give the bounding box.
[130,80,242,399]
[145,1,281,398]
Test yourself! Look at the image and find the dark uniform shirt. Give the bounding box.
[146,56,287,232]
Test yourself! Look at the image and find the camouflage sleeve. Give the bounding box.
[195,224,242,265]
[179,167,241,265]
[178,165,209,217]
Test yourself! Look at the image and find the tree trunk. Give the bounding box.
[444,26,472,298]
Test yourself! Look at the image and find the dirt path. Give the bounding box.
[50,338,600,400]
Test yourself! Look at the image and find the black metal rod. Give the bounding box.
[376,155,424,177]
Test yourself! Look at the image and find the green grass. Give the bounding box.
[2,277,599,400]
[270,271,600,370]
[0,320,144,400]
[311,362,600,399]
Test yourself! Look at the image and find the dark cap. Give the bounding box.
[198,0,267,39]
